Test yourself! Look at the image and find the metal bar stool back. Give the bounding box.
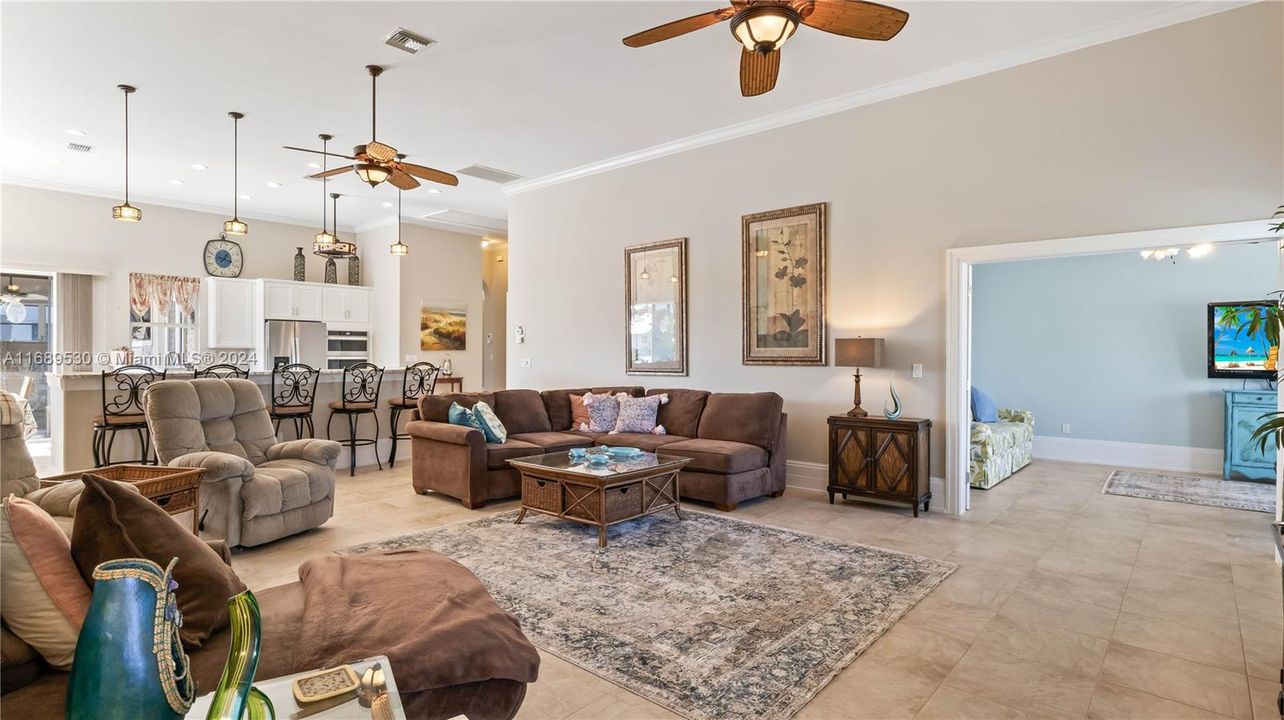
[93,365,167,467]
[387,361,440,467]
[194,364,249,379]
[269,363,319,440]
[327,362,385,476]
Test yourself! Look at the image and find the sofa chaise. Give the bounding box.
[408,387,787,511]
[969,408,1034,489]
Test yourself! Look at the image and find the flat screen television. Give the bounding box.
[1208,301,1277,379]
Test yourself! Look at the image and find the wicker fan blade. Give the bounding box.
[792,0,908,41]
[399,162,460,187]
[623,7,736,47]
[284,146,360,161]
[740,48,780,97]
[388,168,420,190]
[365,140,398,162]
[309,166,354,179]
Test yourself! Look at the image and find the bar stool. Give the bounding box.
[387,361,440,468]
[269,363,318,440]
[92,365,166,467]
[327,362,385,477]
[194,363,249,379]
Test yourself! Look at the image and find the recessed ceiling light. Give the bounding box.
[64,129,85,137]
[266,181,282,189]
[190,163,208,171]
[306,162,321,169]
[50,158,64,165]
[427,188,441,194]
[239,194,252,200]
[381,201,394,208]
[170,179,184,186]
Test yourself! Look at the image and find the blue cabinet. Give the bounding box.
[1224,390,1277,482]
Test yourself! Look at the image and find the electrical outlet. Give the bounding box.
[911,363,923,378]
[520,358,532,368]
[1061,423,1071,434]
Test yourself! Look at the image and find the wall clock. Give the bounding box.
[204,237,243,277]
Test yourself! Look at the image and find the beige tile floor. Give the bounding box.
[230,459,1283,719]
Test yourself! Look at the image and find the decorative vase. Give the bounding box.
[66,558,195,720]
[204,589,273,720]
[441,355,453,376]
[292,247,306,282]
[324,257,337,284]
[347,255,361,286]
[883,380,902,420]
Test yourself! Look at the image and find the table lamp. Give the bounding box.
[835,338,884,417]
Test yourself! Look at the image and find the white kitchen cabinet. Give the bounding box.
[263,280,323,321]
[204,278,256,348]
[323,286,372,327]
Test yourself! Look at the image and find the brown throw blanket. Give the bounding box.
[296,550,540,698]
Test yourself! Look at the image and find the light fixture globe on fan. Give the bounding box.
[355,163,392,187]
[732,5,800,53]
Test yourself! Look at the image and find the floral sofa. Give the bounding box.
[969,409,1034,489]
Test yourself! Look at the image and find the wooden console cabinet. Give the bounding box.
[827,415,931,516]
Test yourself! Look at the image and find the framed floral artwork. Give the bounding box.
[741,203,826,365]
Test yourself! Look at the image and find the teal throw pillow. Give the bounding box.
[472,401,507,444]
[447,402,484,433]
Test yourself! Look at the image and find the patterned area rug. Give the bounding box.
[1103,469,1275,513]
[342,510,955,720]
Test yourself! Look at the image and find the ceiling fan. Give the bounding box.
[623,0,909,97]
[1,276,48,304]
[284,65,458,191]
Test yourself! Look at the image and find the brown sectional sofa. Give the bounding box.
[407,387,787,511]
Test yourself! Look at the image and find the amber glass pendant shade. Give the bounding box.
[355,163,391,187]
[113,203,142,222]
[224,111,248,236]
[112,84,140,222]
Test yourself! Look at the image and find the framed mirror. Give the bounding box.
[625,238,687,375]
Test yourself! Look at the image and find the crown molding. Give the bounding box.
[504,1,1249,196]
[2,176,356,232]
[353,214,499,238]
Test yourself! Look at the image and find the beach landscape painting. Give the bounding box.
[1210,302,1277,377]
[421,302,467,351]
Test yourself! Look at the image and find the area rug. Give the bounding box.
[1103,469,1275,513]
[341,510,955,720]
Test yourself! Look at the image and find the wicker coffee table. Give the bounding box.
[508,450,691,547]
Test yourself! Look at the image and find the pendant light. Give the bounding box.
[314,192,356,258]
[223,112,248,235]
[111,85,141,222]
[390,190,409,256]
[313,133,336,248]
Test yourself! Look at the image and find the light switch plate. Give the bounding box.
[1062,423,1071,434]
[520,358,532,368]
[911,363,923,378]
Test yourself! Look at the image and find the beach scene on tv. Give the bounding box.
[1212,303,1276,372]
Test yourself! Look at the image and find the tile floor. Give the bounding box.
[230,459,1283,719]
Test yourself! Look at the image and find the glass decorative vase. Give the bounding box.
[292,247,306,282]
[66,558,195,720]
[324,257,338,284]
[441,355,453,376]
[347,255,361,286]
[204,589,274,720]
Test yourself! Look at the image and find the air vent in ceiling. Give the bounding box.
[384,27,435,54]
[66,142,93,153]
[456,165,524,184]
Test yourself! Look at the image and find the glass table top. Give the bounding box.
[507,449,689,477]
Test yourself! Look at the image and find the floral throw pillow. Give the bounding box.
[472,401,507,444]
[581,393,620,433]
[611,393,668,435]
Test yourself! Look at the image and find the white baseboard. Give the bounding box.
[786,460,947,508]
[1032,436,1222,475]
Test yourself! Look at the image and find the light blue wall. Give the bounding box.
[972,243,1278,450]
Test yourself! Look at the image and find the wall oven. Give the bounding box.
[326,330,369,370]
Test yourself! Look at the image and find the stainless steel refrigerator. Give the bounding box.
[265,320,326,370]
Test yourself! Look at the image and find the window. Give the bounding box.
[129,273,200,368]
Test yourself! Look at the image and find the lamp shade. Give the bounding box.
[835,338,884,368]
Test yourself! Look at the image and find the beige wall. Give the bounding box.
[506,4,1284,473]
[0,184,358,354]
[482,247,508,390]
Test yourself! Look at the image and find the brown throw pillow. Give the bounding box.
[569,393,592,431]
[70,473,246,648]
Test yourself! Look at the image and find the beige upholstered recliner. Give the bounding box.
[144,378,340,548]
